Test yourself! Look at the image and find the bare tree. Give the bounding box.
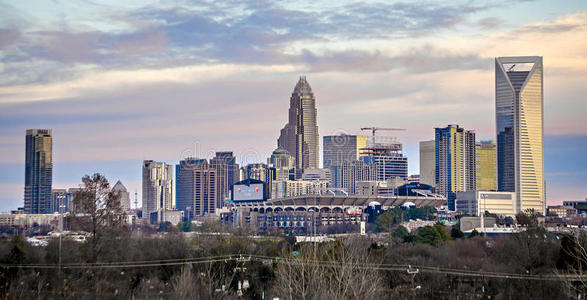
[71,173,126,262]
[557,232,587,298]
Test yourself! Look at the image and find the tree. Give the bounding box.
[392,225,410,242]
[450,226,465,239]
[71,173,126,262]
[414,226,443,245]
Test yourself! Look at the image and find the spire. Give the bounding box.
[112,180,127,192]
[293,75,312,94]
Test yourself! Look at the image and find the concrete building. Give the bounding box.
[210,151,239,208]
[142,160,174,219]
[360,136,408,181]
[435,125,476,210]
[547,205,577,218]
[112,181,131,211]
[323,134,368,169]
[330,160,376,194]
[271,180,328,199]
[149,210,184,225]
[495,56,545,215]
[419,140,436,187]
[24,129,53,214]
[456,191,517,217]
[301,168,331,183]
[278,76,319,177]
[176,158,217,219]
[476,141,497,191]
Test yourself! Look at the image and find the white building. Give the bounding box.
[456,191,517,217]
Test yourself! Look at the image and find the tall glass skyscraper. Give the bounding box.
[278,76,319,177]
[476,140,497,191]
[323,134,368,169]
[435,125,476,211]
[495,56,544,214]
[210,151,239,208]
[24,129,53,214]
[176,158,216,219]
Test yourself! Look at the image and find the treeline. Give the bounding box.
[0,225,585,299]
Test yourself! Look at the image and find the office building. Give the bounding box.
[476,141,497,191]
[331,160,376,194]
[176,158,217,219]
[210,151,239,208]
[142,160,174,219]
[495,56,545,215]
[278,76,319,176]
[112,181,131,211]
[301,168,331,183]
[24,129,53,214]
[456,191,517,217]
[323,134,368,169]
[419,140,436,187]
[359,136,407,181]
[50,189,67,213]
[268,147,295,169]
[435,125,476,210]
[271,180,328,199]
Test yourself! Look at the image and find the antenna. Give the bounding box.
[508,64,516,71]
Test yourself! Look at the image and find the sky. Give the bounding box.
[1,0,586,212]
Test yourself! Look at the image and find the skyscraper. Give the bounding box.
[435,125,476,210]
[359,136,407,181]
[142,160,173,219]
[112,180,131,211]
[210,151,239,208]
[476,140,497,191]
[24,129,53,214]
[419,140,436,187]
[278,76,319,177]
[323,134,368,169]
[495,56,544,214]
[330,160,376,194]
[176,158,217,219]
[51,189,67,213]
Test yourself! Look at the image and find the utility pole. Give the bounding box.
[407,265,419,299]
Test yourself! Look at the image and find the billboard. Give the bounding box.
[233,183,265,201]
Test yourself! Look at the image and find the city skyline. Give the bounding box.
[1,1,586,211]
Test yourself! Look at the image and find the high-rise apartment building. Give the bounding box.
[176,158,217,219]
[419,140,436,187]
[323,134,368,169]
[24,129,53,214]
[112,181,131,211]
[330,160,376,194]
[476,141,497,191]
[495,56,544,214]
[278,76,319,177]
[210,151,239,208]
[142,160,174,219]
[359,136,407,181]
[435,125,476,210]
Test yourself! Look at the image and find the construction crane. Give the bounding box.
[360,127,406,137]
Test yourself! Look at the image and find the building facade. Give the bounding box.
[419,140,436,187]
[435,125,476,210]
[476,140,497,191]
[330,160,376,194]
[271,180,328,199]
[278,76,319,176]
[495,56,545,215]
[176,158,217,219]
[50,189,67,213]
[359,136,407,181]
[112,181,131,211]
[323,134,368,169]
[142,160,174,219]
[456,191,517,217]
[24,129,53,214]
[210,151,239,208]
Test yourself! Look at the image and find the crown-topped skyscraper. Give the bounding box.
[278,76,319,178]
